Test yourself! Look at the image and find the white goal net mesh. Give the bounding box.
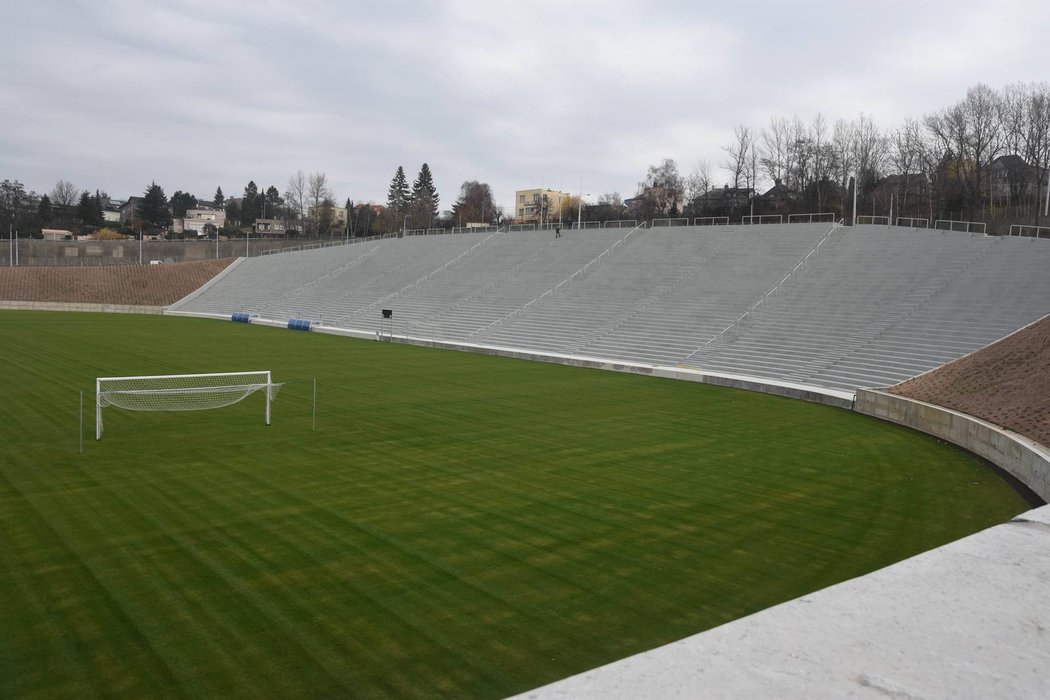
[96,371,281,438]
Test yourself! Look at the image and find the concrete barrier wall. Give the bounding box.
[855,388,1050,502]
[0,238,337,266]
[0,301,164,314]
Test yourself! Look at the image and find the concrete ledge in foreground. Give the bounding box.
[512,505,1050,699]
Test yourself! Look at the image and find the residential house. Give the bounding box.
[119,197,144,225]
[173,207,226,236]
[41,229,74,241]
[759,179,799,211]
[871,174,928,217]
[514,188,572,224]
[694,185,755,214]
[989,154,1041,206]
[254,219,288,236]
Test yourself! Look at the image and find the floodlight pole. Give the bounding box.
[1044,170,1049,217]
[578,172,583,231]
[852,173,858,226]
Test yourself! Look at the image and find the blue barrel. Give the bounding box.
[231,312,251,323]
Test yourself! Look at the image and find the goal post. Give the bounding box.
[95,371,280,440]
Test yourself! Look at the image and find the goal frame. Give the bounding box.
[95,370,275,440]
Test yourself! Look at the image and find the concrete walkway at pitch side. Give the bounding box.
[512,505,1050,699]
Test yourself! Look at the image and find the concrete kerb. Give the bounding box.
[309,325,857,409]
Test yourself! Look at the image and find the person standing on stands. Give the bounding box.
[555,225,561,239]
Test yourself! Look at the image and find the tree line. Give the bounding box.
[632,81,1050,228]
[3,81,1047,240]
[0,163,507,241]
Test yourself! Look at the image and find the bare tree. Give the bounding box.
[786,116,812,195]
[685,159,712,213]
[963,84,1004,219]
[810,113,831,208]
[760,116,791,187]
[284,170,307,234]
[307,172,333,236]
[50,179,79,215]
[641,158,685,216]
[1001,81,1050,224]
[722,125,753,191]
[925,84,1002,220]
[451,181,495,226]
[721,126,759,216]
[831,118,857,196]
[889,118,927,218]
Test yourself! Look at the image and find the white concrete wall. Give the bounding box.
[0,301,164,314]
[855,388,1050,502]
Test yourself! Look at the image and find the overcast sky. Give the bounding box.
[2,0,1048,213]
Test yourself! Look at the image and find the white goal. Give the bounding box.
[95,371,281,440]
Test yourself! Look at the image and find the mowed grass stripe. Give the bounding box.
[0,311,1030,698]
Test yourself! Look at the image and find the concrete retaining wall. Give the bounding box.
[856,388,1050,502]
[0,238,333,266]
[0,301,164,314]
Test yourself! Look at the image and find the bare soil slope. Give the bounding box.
[889,314,1050,448]
[0,259,233,306]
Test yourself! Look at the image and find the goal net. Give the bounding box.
[95,371,281,440]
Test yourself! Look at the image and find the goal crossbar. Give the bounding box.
[95,371,280,440]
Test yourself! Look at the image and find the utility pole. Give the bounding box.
[851,174,858,226]
[1044,169,1049,218]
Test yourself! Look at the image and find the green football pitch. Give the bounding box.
[0,311,1029,698]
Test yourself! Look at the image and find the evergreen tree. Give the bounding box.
[213,186,225,208]
[37,194,52,227]
[170,190,198,218]
[137,181,170,229]
[77,191,96,225]
[386,166,410,217]
[93,190,105,225]
[410,163,439,226]
[242,181,260,222]
[225,198,241,227]
[0,180,27,232]
[264,185,282,218]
